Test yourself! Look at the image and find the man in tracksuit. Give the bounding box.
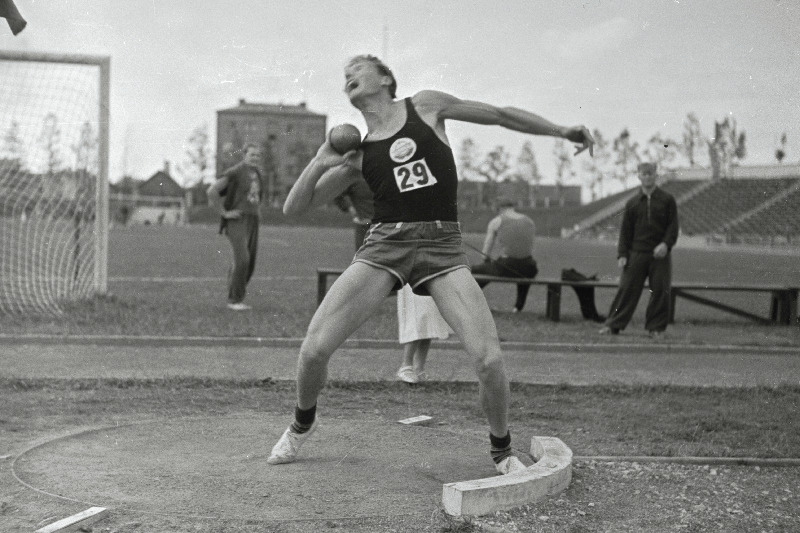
[599,162,679,338]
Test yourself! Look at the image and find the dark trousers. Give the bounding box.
[225,214,259,303]
[472,256,539,311]
[606,250,672,332]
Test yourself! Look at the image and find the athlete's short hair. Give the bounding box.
[348,54,397,98]
[638,162,657,174]
[497,197,516,208]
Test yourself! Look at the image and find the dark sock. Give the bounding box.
[490,431,512,464]
[290,404,316,434]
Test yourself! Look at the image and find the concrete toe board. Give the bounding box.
[443,436,573,516]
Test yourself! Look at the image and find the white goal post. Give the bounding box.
[0,50,110,314]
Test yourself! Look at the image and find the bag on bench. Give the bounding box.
[561,268,605,323]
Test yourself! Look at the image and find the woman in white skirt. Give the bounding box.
[396,284,452,384]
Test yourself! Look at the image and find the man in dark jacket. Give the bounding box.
[599,162,679,338]
[207,144,264,310]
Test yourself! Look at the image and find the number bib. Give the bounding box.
[393,158,438,193]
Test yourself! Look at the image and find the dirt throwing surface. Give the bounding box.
[12,414,534,523]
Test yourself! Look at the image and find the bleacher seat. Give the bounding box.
[570,177,800,242]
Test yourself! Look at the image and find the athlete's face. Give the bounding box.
[344,60,389,101]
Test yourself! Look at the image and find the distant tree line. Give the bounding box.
[455,112,792,203]
[5,113,790,207]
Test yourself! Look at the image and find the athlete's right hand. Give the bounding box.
[618,257,627,268]
[315,136,357,168]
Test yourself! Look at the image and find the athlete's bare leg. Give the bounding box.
[426,268,509,437]
[296,261,396,409]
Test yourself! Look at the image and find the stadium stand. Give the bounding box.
[569,169,800,245]
[726,181,800,243]
[679,178,797,236]
[571,179,706,240]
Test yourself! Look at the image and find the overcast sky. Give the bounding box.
[3,0,799,192]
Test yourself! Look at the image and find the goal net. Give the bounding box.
[0,51,109,315]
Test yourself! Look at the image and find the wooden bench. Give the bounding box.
[316,267,799,326]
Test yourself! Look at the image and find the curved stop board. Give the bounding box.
[442,436,573,517]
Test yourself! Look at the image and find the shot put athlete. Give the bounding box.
[268,54,594,475]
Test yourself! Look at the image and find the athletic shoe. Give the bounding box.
[495,455,527,475]
[396,366,418,384]
[227,302,251,311]
[267,419,319,465]
[598,326,619,335]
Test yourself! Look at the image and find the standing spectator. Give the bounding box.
[599,162,679,338]
[471,198,538,312]
[207,143,264,311]
[396,284,451,384]
[333,178,374,251]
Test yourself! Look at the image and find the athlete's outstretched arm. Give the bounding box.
[283,140,361,217]
[415,90,595,156]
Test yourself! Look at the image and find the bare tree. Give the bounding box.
[681,113,704,167]
[643,132,678,170]
[775,132,787,163]
[72,121,98,172]
[0,120,25,174]
[708,117,746,179]
[476,145,510,183]
[68,121,99,203]
[515,141,541,186]
[3,120,25,167]
[553,139,575,206]
[582,129,610,201]
[612,128,640,189]
[179,124,212,188]
[457,137,479,180]
[39,113,62,177]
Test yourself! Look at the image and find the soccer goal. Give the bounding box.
[0,51,110,315]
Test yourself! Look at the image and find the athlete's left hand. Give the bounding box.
[564,126,595,157]
[653,243,669,259]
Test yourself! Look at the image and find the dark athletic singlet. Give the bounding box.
[360,98,459,223]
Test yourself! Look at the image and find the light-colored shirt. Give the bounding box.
[487,210,535,258]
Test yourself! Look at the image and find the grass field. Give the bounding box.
[2,223,798,347]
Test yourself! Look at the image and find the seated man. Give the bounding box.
[471,198,538,312]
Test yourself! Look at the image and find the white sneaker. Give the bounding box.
[396,366,418,384]
[267,419,319,465]
[227,302,252,311]
[495,455,527,475]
